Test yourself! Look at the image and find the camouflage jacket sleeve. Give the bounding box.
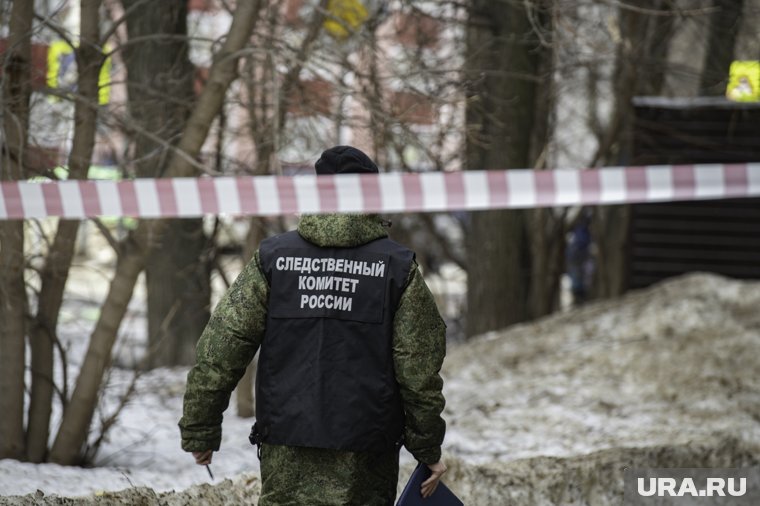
[179,251,269,452]
[393,262,447,464]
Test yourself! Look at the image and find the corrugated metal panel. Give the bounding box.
[628,98,760,289]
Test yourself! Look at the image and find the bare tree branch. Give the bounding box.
[91,219,122,256]
[49,0,265,466]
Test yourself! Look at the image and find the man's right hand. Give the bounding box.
[421,460,447,498]
[192,449,213,465]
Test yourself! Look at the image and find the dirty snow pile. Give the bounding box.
[1,273,759,505]
[443,272,760,463]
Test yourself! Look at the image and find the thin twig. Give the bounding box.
[212,254,232,289]
[601,0,716,17]
[86,367,141,462]
[33,14,76,51]
[100,0,152,44]
[91,218,122,257]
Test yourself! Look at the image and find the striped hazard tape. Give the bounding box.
[1,163,759,219]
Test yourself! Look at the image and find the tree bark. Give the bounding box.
[464,0,549,338]
[122,0,210,368]
[0,0,33,460]
[27,222,77,462]
[144,221,211,366]
[25,0,104,463]
[49,0,264,465]
[526,2,559,319]
[527,208,564,317]
[592,205,630,298]
[49,230,147,465]
[0,219,26,461]
[699,0,745,96]
[593,1,739,297]
[591,0,676,299]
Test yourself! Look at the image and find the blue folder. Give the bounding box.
[396,463,464,506]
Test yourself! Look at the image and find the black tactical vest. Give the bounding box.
[255,230,414,453]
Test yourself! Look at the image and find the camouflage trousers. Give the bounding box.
[258,444,399,506]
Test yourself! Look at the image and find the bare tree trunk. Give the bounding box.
[273,0,328,152]
[466,209,529,337]
[27,222,76,462]
[49,232,147,465]
[145,222,211,366]
[122,0,210,369]
[591,0,676,299]
[464,0,549,338]
[528,208,565,316]
[0,0,33,461]
[366,28,390,166]
[49,0,264,465]
[0,222,25,460]
[593,1,740,298]
[699,0,745,96]
[526,1,559,319]
[25,0,104,463]
[592,206,630,298]
[244,0,327,175]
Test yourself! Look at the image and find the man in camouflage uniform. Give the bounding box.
[180,146,447,505]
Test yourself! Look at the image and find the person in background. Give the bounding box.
[179,146,448,505]
[566,209,593,305]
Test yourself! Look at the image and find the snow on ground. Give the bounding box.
[0,365,260,497]
[443,273,760,463]
[1,272,759,502]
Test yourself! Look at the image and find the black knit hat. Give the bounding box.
[315,145,379,175]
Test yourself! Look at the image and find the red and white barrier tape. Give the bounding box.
[1,164,759,219]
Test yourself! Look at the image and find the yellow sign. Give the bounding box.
[47,40,112,105]
[47,40,76,95]
[324,0,368,40]
[726,60,759,102]
[98,49,112,105]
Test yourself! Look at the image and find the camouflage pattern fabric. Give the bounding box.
[179,250,269,452]
[259,444,399,506]
[180,213,446,504]
[391,261,446,465]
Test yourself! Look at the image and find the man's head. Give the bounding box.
[315,146,379,175]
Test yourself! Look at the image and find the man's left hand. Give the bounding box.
[421,460,447,498]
